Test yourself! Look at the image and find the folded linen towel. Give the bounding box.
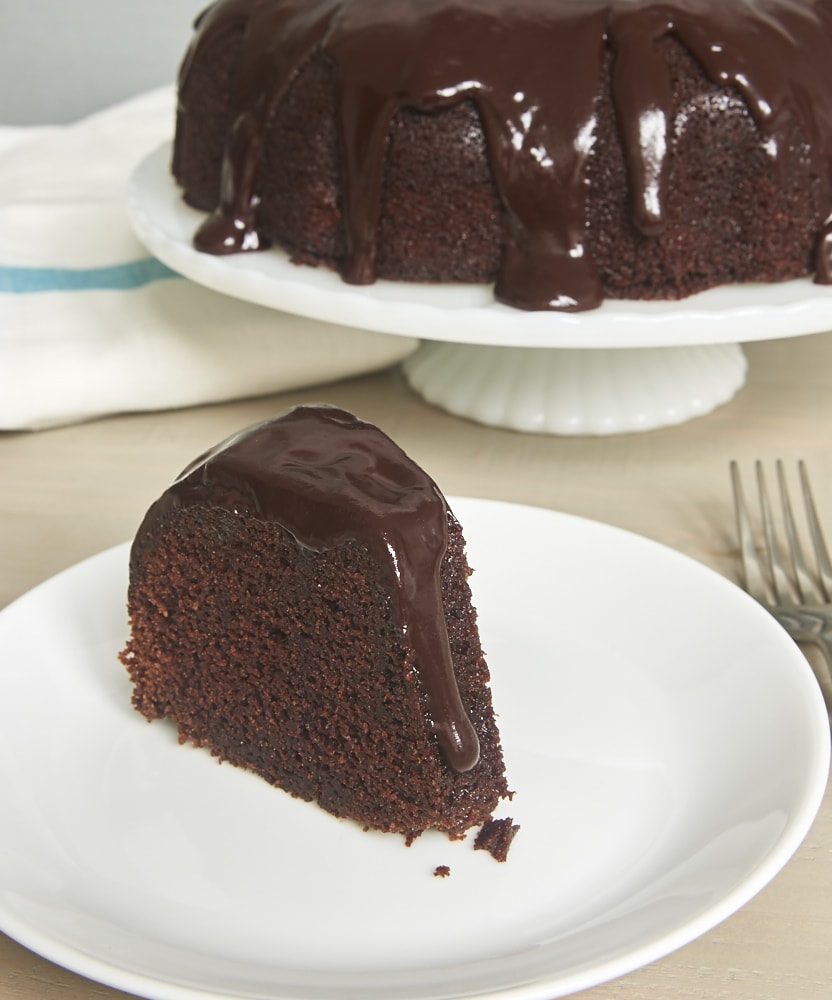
[0,87,418,431]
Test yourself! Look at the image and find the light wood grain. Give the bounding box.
[3,330,832,999]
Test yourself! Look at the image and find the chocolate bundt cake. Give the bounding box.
[120,405,512,846]
[172,0,832,312]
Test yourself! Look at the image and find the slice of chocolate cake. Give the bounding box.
[120,405,511,846]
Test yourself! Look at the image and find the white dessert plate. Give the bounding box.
[128,143,832,349]
[0,497,828,1000]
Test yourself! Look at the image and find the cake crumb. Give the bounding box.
[474,817,519,862]
[433,865,451,878]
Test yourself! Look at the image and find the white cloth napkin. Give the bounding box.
[0,87,418,431]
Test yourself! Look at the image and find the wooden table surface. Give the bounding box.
[2,330,832,999]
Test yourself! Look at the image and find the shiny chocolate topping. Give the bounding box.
[179,0,832,309]
[139,404,480,773]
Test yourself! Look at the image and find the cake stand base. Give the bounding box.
[402,342,748,435]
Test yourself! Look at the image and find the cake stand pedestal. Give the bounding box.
[402,341,747,435]
[128,144,832,436]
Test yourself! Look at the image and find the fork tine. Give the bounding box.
[730,460,770,603]
[799,460,832,602]
[776,459,819,604]
[756,460,797,606]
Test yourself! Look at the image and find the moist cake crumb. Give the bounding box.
[474,817,520,863]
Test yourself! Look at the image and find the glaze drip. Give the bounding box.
[179,0,832,310]
[137,405,480,773]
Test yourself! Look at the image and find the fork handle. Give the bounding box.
[770,607,832,671]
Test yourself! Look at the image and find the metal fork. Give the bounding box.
[731,459,832,667]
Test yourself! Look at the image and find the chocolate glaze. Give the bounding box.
[134,404,480,773]
[178,0,832,311]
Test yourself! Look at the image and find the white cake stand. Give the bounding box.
[128,144,832,435]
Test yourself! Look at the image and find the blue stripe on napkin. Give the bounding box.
[0,258,179,293]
